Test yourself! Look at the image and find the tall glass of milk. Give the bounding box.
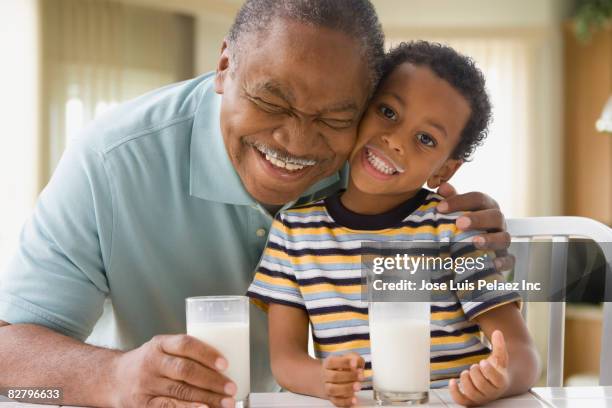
[186,296,250,407]
[369,301,430,405]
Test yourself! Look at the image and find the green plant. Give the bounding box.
[574,0,612,41]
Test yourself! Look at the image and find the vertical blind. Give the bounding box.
[40,0,195,184]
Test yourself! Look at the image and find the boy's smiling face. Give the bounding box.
[349,63,471,200]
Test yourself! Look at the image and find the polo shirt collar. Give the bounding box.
[189,75,340,207]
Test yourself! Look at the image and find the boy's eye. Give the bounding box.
[378,105,397,121]
[417,133,436,147]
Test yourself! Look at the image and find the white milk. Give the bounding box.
[370,319,430,393]
[187,322,250,401]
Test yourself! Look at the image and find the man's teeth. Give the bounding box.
[265,154,306,171]
[255,144,315,172]
[367,149,396,175]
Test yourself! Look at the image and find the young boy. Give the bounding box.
[247,41,540,407]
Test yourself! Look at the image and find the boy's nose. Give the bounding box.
[381,134,404,155]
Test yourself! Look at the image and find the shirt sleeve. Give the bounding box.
[450,228,522,320]
[0,137,112,340]
[247,215,305,311]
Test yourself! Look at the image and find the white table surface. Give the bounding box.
[1,387,611,407]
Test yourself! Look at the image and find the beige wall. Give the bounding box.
[374,0,574,29]
[193,12,236,74]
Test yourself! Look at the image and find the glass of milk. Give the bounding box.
[369,301,430,405]
[186,296,250,407]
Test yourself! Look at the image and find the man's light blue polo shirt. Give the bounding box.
[0,73,344,391]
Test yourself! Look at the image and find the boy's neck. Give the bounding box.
[340,179,423,215]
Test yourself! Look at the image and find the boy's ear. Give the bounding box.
[427,159,463,189]
[214,39,231,95]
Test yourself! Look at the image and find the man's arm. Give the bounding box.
[0,320,119,406]
[0,136,236,407]
[0,320,237,408]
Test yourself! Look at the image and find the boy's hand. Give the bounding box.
[449,330,510,406]
[321,353,365,407]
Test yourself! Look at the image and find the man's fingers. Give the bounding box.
[158,335,227,371]
[155,378,234,407]
[158,355,234,396]
[457,209,505,233]
[493,250,515,273]
[449,378,474,407]
[472,232,511,251]
[479,359,505,388]
[148,396,210,408]
[469,364,497,396]
[490,330,509,369]
[436,182,457,199]
[460,370,485,404]
[437,191,499,215]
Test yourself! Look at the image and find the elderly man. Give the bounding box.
[0,1,510,407]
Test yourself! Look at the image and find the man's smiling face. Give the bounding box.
[215,19,371,205]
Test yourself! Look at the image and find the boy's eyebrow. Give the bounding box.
[383,91,406,106]
[426,120,448,139]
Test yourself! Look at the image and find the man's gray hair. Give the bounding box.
[227,0,385,93]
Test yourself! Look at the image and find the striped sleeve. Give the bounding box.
[450,229,522,320]
[246,215,306,311]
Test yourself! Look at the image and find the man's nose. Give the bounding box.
[272,117,319,155]
[381,134,404,155]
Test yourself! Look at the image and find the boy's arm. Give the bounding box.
[268,303,326,398]
[473,303,541,395]
[449,302,541,406]
[268,303,364,406]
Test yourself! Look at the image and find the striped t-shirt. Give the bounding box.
[247,189,520,388]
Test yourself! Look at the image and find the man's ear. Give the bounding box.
[215,39,231,95]
[427,159,463,189]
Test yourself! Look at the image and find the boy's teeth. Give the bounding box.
[367,150,395,175]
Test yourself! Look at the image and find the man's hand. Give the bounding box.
[436,182,514,271]
[320,353,364,407]
[449,330,510,407]
[112,334,237,408]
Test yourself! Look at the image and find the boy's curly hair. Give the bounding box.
[382,41,492,161]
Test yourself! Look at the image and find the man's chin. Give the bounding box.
[246,183,306,206]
